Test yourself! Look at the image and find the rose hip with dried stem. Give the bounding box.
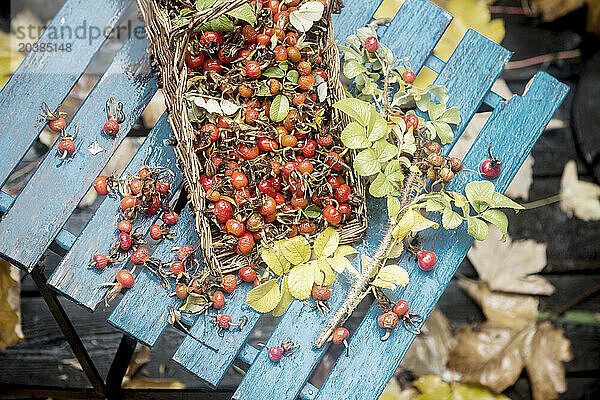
[103,97,125,136]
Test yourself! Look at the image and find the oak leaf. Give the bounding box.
[0,260,24,349]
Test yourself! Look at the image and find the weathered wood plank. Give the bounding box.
[0,0,132,189]
[437,29,511,147]
[331,0,383,43]
[48,113,181,310]
[107,204,195,347]
[232,2,453,399]
[379,0,452,74]
[0,26,157,272]
[316,72,569,400]
[172,284,261,387]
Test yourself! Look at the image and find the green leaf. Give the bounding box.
[428,102,446,121]
[439,107,460,125]
[246,279,281,313]
[289,1,325,32]
[373,139,397,163]
[369,172,394,197]
[226,3,256,25]
[261,245,290,275]
[281,236,311,265]
[313,227,340,258]
[371,264,409,290]
[427,84,449,104]
[179,292,210,314]
[353,148,380,176]
[467,216,489,241]
[433,121,454,144]
[263,67,285,78]
[384,159,404,182]
[492,192,525,210]
[287,261,318,300]
[366,105,388,141]
[333,245,358,258]
[340,122,370,149]
[387,196,402,219]
[271,276,293,316]
[481,209,508,241]
[200,15,234,32]
[287,70,299,84]
[270,95,290,123]
[333,98,371,126]
[442,207,463,229]
[314,258,335,286]
[343,59,367,79]
[304,204,321,219]
[425,198,446,212]
[465,181,496,212]
[195,0,218,10]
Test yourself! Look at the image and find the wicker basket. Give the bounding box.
[136,0,367,277]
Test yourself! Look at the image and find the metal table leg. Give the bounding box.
[105,334,138,399]
[29,268,107,398]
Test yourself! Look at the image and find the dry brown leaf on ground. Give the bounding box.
[450,323,535,393]
[560,160,600,221]
[450,283,573,400]
[524,322,573,400]
[401,309,457,379]
[467,228,554,296]
[0,260,24,349]
[460,281,539,330]
[449,320,573,400]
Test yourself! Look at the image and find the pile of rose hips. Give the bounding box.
[91,165,176,303]
[419,140,463,186]
[182,0,359,264]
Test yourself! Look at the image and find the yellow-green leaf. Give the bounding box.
[288,261,318,300]
[313,227,339,258]
[246,279,281,313]
[261,244,290,275]
[281,236,311,265]
[411,211,439,233]
[334,245,358,258]
[271,276,293,317]
[367,104,388,141]
[341,121,370,149]
[315,258,335,286]
[392,209,416,239]
[371,264,409,290]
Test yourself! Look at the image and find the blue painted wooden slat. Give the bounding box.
[48,114,182,310]
[332,0,383,43]
[424,53,446,73]
[232,2,453,399]
[316,72,568,400]
[0,0,132,189]
[483,90,505,108]
[0,26,157,272]
[435,29,512,147]
[172,284,261,387]
[379,0,452,74]
[108,204,195,347]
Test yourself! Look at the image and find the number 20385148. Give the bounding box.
[18,42,72,53]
